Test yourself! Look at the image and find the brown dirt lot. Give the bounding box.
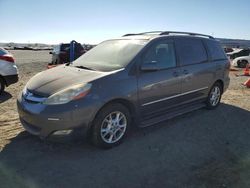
[0,50,250,188]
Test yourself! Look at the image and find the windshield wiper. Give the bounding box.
[74,65,96,71]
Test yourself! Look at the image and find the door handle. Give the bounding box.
[173,71,179,77]
[183,70,189,75]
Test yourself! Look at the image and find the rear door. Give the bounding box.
[137,39,182,118]
[175,37,215,103]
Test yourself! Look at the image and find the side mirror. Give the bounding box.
[140,61,159,71]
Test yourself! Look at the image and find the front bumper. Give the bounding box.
[4,74,18,86]
[17,93,98,138]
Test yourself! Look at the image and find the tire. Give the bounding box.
[91,103,131,149]
[0,77,5,95]
[238,60,248,68]
[206,82,222,110]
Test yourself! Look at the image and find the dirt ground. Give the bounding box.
[0,50,250,188]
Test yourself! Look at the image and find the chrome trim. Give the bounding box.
[48,118,60,121]
[142,87,209,106]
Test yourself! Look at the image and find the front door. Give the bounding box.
[138,39,181,118]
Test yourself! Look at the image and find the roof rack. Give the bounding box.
[123,31,214,39]
[123,33,138,37]
[160,31,214,39]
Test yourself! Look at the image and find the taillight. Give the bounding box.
[0,55,15,63]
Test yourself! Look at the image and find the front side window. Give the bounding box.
[142,41,176,69]
[175,38,208,66]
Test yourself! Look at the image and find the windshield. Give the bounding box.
[72,39,147,72]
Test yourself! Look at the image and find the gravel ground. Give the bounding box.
[0,50,250,188]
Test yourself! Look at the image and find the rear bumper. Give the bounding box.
[4,74,18,86]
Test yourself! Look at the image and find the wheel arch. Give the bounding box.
[99,98,136,117]
[237,59,249,67]
[89,98,137,130]
[214,79,224,93]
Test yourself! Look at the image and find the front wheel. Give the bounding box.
[91,103,131,149]
[206,83,222,109]
[238,60,248,68]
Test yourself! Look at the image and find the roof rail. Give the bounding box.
[123,33,138,37]
[123,31,163,37]
[160,31,214,39]
[122,31,214,39]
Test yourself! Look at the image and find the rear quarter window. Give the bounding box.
[175,38,208,66]
[205,40,227,61]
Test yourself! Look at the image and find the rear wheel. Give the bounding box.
[0,77,5,95]
[206,83,222,109]
[91,103,131,149]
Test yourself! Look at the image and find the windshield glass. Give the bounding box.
[72,39,148,71]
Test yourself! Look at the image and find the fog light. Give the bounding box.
[53,130,73,135]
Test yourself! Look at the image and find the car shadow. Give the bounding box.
[1,103,250,188]
[0,91,12,103]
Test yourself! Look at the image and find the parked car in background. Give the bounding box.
[232,55,250,68]
[49,42,85,65]
[227,48,250,60]
[224,47,233,53]
[0,48,18,94]
[17,31,230,148]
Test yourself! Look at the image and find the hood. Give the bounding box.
[26,65,111,97]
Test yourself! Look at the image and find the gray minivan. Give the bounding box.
[17,31,230,148]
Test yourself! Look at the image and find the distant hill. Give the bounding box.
[0,42,95,51]
[0,42,54,50]
[217,38,250,48]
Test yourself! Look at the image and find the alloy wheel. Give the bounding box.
[209,86,221,106]
[100,111,127,144]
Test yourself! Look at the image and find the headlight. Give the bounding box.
[43,83,92,105]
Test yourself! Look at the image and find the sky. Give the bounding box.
[1,0,250,44]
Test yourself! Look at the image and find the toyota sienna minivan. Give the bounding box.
[17,31,230,148]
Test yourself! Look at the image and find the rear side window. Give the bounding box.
[175,38,207,66]
[206,40,227,61]
[143,41,176,69]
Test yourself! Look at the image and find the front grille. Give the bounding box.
[23,90,47,104]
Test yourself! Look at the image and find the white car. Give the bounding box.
[0,48,18,94]
[232,55,250,68]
